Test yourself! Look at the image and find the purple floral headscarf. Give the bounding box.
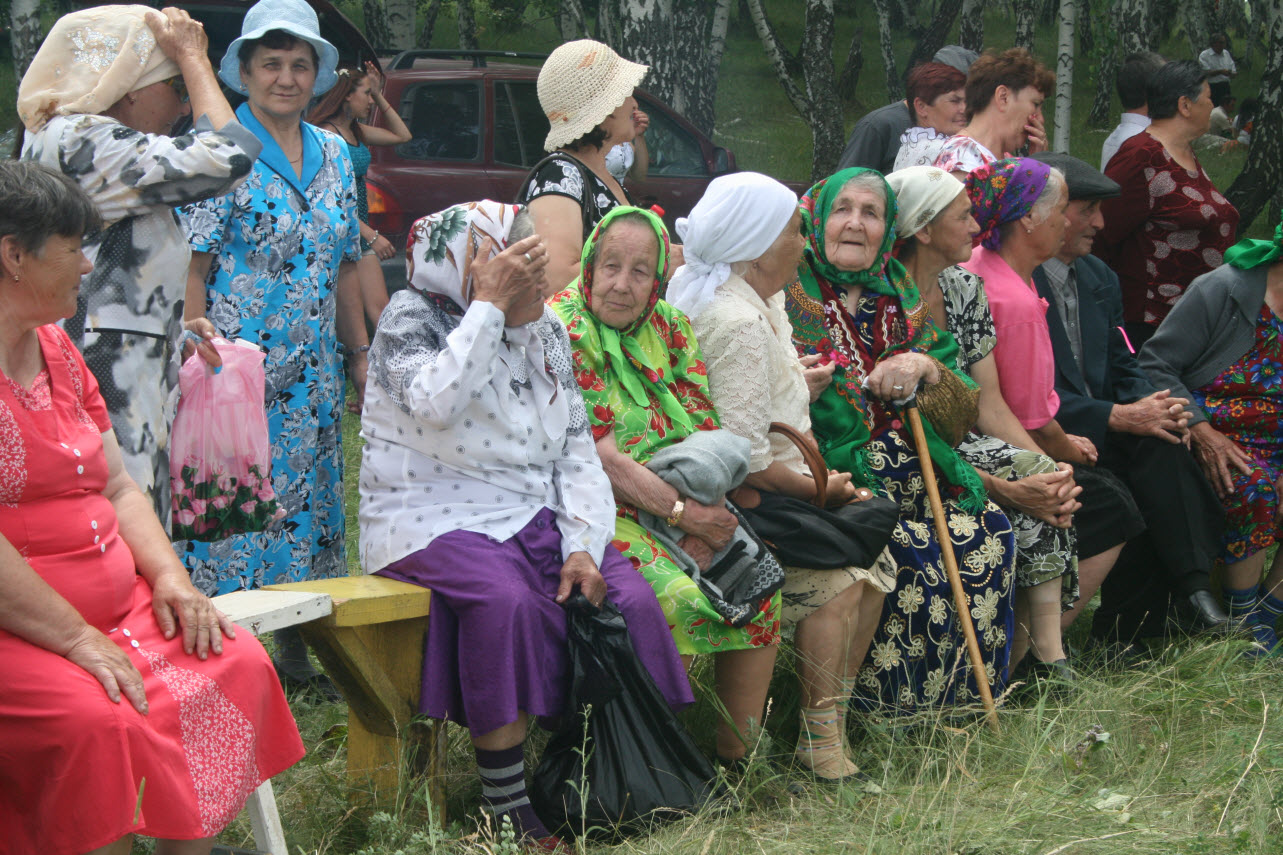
[964,157,1052,250]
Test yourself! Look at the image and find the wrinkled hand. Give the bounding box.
[824,470,858,506]
[1066,433,1098,465]
[181,318,222,369]
[1108,390,1190,443]
[676,498,737,551]
[470,234,548,315]
[64,625,149,715]
[371,234,396,261]
[145,7,209,64]
[150,571,236,660]
[992,463,1081,527]
[799,353,837,402]
[864,352,940,402]
[556,551,606,607]
[1191,421,1253,499]
[678,534,715,572]
[1022,110,1048,154]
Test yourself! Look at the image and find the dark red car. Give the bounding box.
[366,50,740,290]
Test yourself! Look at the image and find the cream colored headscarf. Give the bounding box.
[17,5,181,132]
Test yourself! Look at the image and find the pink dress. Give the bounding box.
[961,247,1060,429]
[0,325,304,854]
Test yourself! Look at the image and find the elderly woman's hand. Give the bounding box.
[556,552,606,608]
[1065,433,1098,465]
[471,234,549,314]
[676,498,738,551]
[64,625,149,715]
[989,463,1081,528]
[181,318,223,369]
[1191,421,1253,499]
[799,353,837,402]
[145,7,210,64]
[864,352,940,402]
[149,571,236,660]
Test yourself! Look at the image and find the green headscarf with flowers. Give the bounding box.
[787,167,986,512]
[1224,207,1283,270]
[551,205,698,436]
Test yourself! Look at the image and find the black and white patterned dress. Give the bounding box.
[516,152,630,240]
[22,113,259,529]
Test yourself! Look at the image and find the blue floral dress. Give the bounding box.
[180,103,361,595]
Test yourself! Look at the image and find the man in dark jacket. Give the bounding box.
[1031,151,1228,643]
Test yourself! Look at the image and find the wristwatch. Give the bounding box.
[666,497,686,527]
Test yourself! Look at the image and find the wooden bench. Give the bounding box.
[212,589,333,855]
[264,576,447,819]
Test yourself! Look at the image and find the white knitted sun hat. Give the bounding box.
[538,39,648,152]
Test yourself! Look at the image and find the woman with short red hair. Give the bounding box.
[894,62,967,171]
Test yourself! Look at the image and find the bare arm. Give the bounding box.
[527,194,586,295]
[335,259,370,410]
[147,8,234,128]
[627,124,649,183]
[1029,419,1097,465]
[970,353,1046,453]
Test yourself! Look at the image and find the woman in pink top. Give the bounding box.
[960,158,1140,666]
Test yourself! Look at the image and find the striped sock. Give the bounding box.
[796,706,856,779]
[1225,585,1280,653]
[475,744,549,841]
[835,675,860,758]
[1257,589,1283,620]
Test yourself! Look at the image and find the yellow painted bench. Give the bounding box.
[264,575,447,819]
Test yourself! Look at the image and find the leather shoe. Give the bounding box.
[1173,590,1230,633]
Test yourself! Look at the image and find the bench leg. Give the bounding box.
[246,779,287,855]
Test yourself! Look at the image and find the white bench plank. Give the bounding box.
[212,590,332,636]
[246,780,288,855]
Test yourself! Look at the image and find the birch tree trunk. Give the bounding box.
[363,0,392,51]
[457,0,479,50]
[1116,0,1150,52]
[836,24,865,102]
[1224,0,1283,233]
[906,0,964,71]
[558,0,590,40]
[1014,0,1037,49]
[10,0,42,81]
[384,0,415,50]
[417,0,444,47]
[746,0,845,180]
[1053,0,1076,152]
[959,0,984,52]
[871,0,901,101]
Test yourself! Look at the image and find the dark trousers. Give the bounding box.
[1090,432,1224,641]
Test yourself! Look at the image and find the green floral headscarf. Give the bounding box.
[788,168,986,512]
[1224,206,1283,270]
[551,206,694,434]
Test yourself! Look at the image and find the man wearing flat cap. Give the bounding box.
[1031,151,1228,644]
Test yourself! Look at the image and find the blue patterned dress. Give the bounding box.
[179,102,361,595]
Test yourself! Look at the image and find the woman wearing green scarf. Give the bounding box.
[784,168,1017,712]
[1140,207,1283,656]
[552,206,782,765]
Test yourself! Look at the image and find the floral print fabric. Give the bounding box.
[22,113,258,528]
[552,273,782,656]
[178,104,361,594]
[963,157,1051,251]
[1192,303,1283,561]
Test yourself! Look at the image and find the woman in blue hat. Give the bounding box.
[180,0,368,695]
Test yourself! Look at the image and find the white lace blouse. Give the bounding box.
[691,275,811,476]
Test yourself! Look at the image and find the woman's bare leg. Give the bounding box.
[713,646,778,761]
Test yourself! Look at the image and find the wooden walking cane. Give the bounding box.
[902,394,1001,734]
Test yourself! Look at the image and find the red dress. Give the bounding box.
[1097,131,1239,328]
[0,326,304,854]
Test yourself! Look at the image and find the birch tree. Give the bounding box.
[383,0,415,49]
[871,0,901,100]
[1224,0,1283,233]
[1014,0,1037,49]
[458,0,479,50]
[959,0,984,52]
[606,0,733,136]
[746,0,846,179]
[905,0,965,71]
[363,0,393,50]
[10,0,43,80]
[1053,0,1076,152]
[417,0,445,47]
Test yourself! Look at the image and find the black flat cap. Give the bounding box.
[1030,152,1121,200]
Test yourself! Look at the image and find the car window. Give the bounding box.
[494,81,551,167]
[641,106,707,177]
[395,82,481,161]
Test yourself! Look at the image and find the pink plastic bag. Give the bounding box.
[170,338,284,542]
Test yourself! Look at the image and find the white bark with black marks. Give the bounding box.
[457,0,479,50]
[906,0,965,71]
[871,0,902,101]
[363,0,392,51]
[960,0,984,50]
[11,0,43,80]
[1054,0,1076,152]
[417,0,444,47]
[1225,0,1283,233]
[1014,0,1037,49]
[558,0,590,40]
[384,0,415,50]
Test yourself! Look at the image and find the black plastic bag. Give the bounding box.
[532,594,721,839]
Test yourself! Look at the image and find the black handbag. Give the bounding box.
[734,423,898,570]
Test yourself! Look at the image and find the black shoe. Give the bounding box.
[1011,657,1075,700]
[277,668,341,703]
[1173,590,1231,634]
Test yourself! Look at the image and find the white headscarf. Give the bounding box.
[667,172,798,321]
[885,165,966,239]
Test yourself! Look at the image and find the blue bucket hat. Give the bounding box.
[219,0,339,96]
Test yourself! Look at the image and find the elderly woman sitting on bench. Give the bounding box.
[357,200,691,850]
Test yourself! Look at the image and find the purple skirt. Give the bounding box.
[377,508,694,737]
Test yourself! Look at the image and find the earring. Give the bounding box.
[1026,227,1033,234]
[11,275,18,281]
